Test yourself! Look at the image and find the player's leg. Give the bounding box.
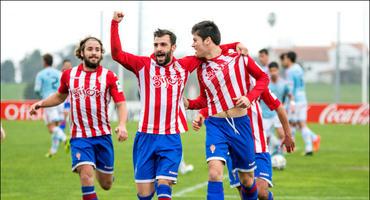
[274,115,285,154]
[296,103,315,155]
[299,104,321,152]
[133,132,156,199]
[179,153,194,175]
[70,137,98,200]
[255,153,274,200]
[155,134,183,200]
[94,135,115,190]
[204,117,230,200]
[45,107,66,157]
[227,116,257,200]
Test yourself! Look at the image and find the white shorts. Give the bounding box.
[288,103,307,122]
[263,115,282,138]
[43,104,64,124]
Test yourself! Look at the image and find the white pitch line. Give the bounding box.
[173,175,229,197]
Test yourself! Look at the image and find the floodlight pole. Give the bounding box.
[335,12,341,103]
[361,9,369,104]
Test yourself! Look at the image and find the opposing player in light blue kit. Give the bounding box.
[280,51,321,155]
[260,62,293,155]
[34,53,67,157]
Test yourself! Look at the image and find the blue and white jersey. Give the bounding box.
[261,78,290,119]
[285,63,307,104]
[34,67,61,99]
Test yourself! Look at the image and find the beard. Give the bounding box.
[83,56,101,69]
[155,51,172,66]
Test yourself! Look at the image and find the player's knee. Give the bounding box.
[100,180,112,190]
[78,167,94,185]
[256,179,269,200]
[239,172,254,187]
[208,168,223,181]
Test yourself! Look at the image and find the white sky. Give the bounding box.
[1,1,369,64]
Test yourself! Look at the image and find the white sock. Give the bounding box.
[50,132,60,154]
[53,126,67,142]
[301,127,313,153]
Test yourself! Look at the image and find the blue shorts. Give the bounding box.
[70,134,114,174]
[205,115,256,172]
[133,132,182,183]
[227,152,273,188]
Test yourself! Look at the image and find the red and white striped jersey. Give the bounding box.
[58,64,125,138]
[111,20,238,134]
[248,86,281,153]
[188,53,269,116]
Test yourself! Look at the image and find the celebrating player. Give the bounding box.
[280,51,321,155]
[34,53,67,157]
[187,20,269,200]
[30,36,128,200]
[111,11,246,200]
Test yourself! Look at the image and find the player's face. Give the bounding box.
[258,53,269,66]
[280,56,288,68]
[269,67,279,81]
[61,61,72,72]
[153,35,175,66]
[81,39,103,69]
[192,34,208,58]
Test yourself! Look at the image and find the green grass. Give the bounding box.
[0,83,28,100]
[0,82,363,103]
[1,121,368,200]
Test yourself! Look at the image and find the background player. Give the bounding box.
[258,48,270,73]
[34,53,67,157]
[30,36,128,200]
[280,51,321,155]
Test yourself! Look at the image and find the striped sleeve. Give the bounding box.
[58,69,70,94]
[107,70,125,103]
[244,55,269,102]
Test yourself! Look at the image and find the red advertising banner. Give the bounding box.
[1,100,369,124]
[307,103,369,125]
[1,100,44,120]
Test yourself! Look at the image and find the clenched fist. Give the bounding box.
[113,11,124,23]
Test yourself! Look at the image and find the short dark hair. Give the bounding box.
[62,59,71,64]
[43,53,53,66]
[259,48,269,55]
[286,51,297,63]
[279,53,287,61]
[191,20,221,45]
[268,61,279,69]
[154,29,176,45]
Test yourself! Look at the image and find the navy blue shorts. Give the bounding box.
[205,115,256,173]
[227,152,273,188]
[133,132,182,183]
[70,135,114,174]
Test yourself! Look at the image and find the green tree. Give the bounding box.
[1,60,16,83]
[20,49,43,83]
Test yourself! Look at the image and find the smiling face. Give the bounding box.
[153,35,175,66]
[81,39,103,69]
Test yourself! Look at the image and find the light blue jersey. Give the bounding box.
[34,67,61,99]
[285,63,307,104]
[261,78,290,118]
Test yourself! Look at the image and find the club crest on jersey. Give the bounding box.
[72,86,101,99]
[204,62,227,81]
[76,152,81,160]
[152,74,183,88]
[210,144,216,154]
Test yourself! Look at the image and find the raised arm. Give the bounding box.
[111,11,146,74]
[245,55,269,102]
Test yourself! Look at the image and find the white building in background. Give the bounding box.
[270,43,367,83]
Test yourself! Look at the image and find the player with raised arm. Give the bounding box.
[34,53,67,157]
[30,36,128,200]
[186,20,270,200]
[280,51,320,156]
[111,11,247,200]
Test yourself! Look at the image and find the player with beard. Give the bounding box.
[30,36,128,200]
[110,11,247,200]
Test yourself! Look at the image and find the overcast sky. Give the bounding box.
[1,1,369,64]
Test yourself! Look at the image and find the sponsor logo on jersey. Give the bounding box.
[71,86,101,99]
[152,74,183,88]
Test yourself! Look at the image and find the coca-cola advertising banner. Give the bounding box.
[307,103,369,125]
[1,100,44,120]
[1,100,369,124]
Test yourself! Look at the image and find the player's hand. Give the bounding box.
[236,43,249,55]
[281,135,295,153]
[113,11,124,23]
[183,97,189,110]
[192,114,205,132]
[115,124,128,142]
[29,101,43,116]
[233,96,251,109]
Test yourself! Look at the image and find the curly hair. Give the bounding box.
[75,36,105,60]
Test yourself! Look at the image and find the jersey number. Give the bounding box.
[51,77,58,90]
